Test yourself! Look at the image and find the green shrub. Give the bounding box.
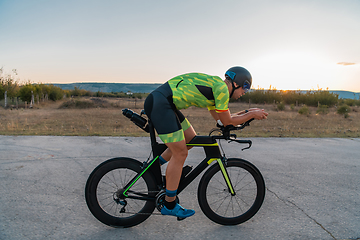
[48,85,64,101]
[303,91,338,107]
[0,84,4,100]
[337,105,351,118]
[70,87,93,97]
[0,72,20,99]
[339,98,360,107]
[298,105,310,115]
[238,89,338,107]
[59,99,95,109]
[316,104,329,115]
[277,102,285,111]
[18,83,36,102]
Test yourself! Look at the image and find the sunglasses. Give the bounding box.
[243,81,251,93]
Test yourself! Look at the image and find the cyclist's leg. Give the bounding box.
[176,108,196,146]
[144,89,188,193]
[164,139,188,202]
[162,139,195,218]
[144,88,195,218]
[162,123,196,160]
[162,113,195,191]
[161,110,196,162]
[184,125,196,149]
[161,125,196,162]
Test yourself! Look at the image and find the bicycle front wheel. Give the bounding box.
[198,158,265,225]
[85,157,157,227]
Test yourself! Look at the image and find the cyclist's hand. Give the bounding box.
[249,108,262,112]
[252,109,268,120]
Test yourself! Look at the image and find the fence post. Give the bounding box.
[4,91,7,108]
[30,91,33,108]
[16,97,18,109]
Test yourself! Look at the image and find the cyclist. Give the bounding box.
[144,66,268,219]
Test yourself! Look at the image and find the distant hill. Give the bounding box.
[52,83,162,93]
[51,83,360,99]
[330,91,360,99]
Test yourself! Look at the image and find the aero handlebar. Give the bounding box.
[210,118,255,151]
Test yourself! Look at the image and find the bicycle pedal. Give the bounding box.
[177,217,186,221]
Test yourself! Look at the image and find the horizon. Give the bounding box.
[1,1,359,92]
[48,82,360,93]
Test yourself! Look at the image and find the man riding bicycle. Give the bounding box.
[144,66,268,219]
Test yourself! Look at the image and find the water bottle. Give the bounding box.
[122,108,147,128]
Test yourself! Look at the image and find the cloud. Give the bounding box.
[337,62,356,66]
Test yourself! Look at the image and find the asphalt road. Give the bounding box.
[0,136,359,240]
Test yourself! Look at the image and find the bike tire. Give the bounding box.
[85,157,157,227]
[197,158,265,225]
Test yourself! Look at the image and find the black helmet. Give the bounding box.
[225,66,252,97]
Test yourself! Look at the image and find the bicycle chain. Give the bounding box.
[116,190,165,216]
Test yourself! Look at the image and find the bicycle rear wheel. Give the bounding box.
[85,157,157,227]
[198,158,265,225]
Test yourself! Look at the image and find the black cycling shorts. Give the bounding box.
[144,82,191,143]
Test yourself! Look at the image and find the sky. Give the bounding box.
[0,0,359,91]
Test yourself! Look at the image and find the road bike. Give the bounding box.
[85,108,265,227]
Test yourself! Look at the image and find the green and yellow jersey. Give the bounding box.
[168,73,229,113]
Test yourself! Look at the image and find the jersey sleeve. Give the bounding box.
[213,82,229,113]
[207,105,216,111]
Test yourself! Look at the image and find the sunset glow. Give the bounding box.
[0,0,359,91]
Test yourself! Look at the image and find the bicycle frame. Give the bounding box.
[121,118,236,199]
[86,110,263,227]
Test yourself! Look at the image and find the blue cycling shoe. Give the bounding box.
[161,203,195,218]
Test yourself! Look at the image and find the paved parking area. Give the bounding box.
[0,136,359,240]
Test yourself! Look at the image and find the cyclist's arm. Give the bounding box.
[209,109,220,121]
[210,109,268,126]
[232,108,264,116]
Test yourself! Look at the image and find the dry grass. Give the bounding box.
[0,97,359,138]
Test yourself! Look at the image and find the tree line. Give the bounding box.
[0,76,64,103]
[1,69,359,107]
[0,70,147,104]
[235,89,344,107]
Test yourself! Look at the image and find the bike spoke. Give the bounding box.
[96,169,149,216]
[201,162,263,221]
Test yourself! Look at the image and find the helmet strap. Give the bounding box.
[229,80,241,98]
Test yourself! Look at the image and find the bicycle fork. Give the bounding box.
[208,157,236,196]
